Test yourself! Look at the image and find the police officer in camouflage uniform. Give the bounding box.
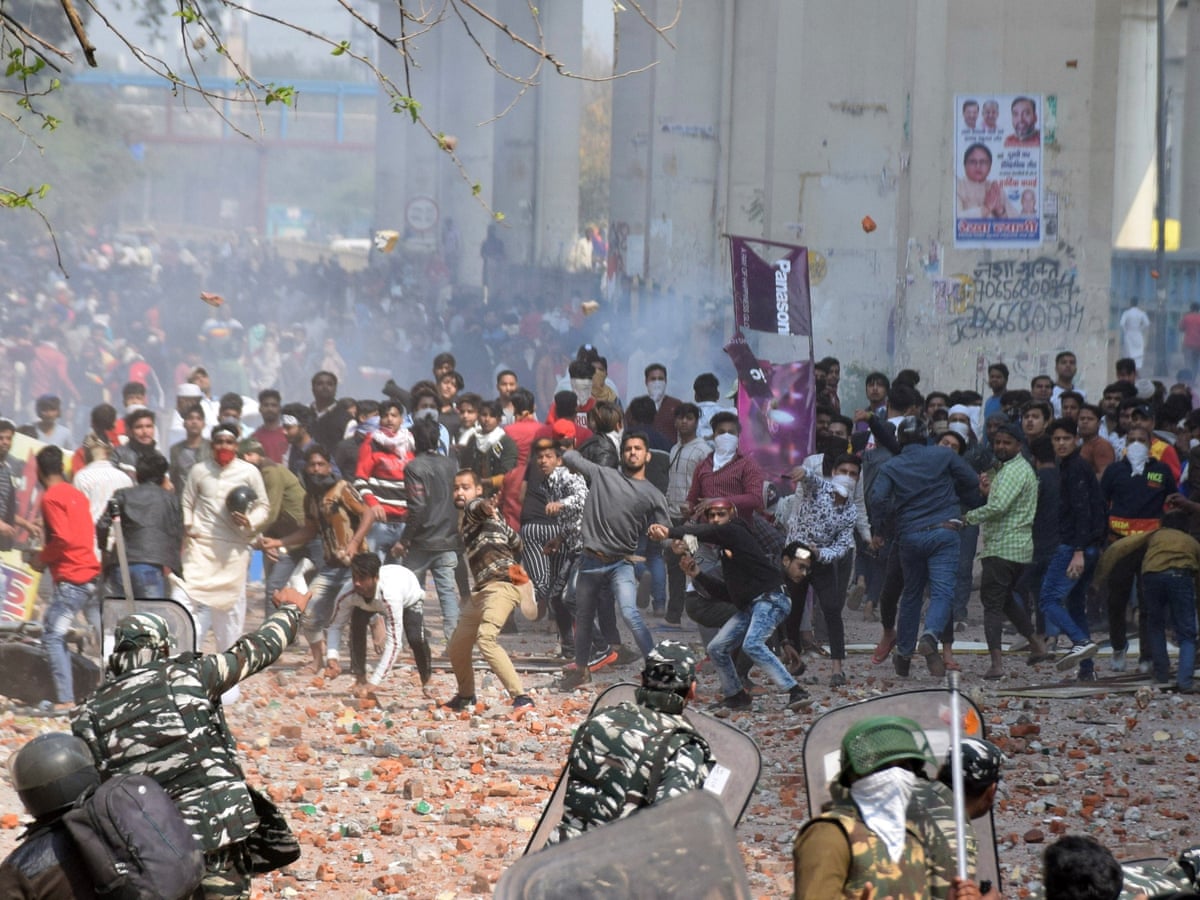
[70,587,311,899]
[912,738,1003,900]
[546,640,715,845]
[0,732,101,898]
[794,716,938,900]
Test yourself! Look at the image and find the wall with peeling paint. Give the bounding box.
[609,0,1123,398]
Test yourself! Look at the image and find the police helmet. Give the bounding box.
[840,716,934,781]
[113,612,171,657]
[225,484,257,515]
[954,737,1004,790]
[9,733,99,818]
[642,640,698,693]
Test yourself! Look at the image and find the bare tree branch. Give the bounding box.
[58,0,97,66]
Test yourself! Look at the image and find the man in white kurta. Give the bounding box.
[1119,299,1150,371]
[178,424,268,667]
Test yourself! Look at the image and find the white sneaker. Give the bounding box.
[1056,641,1099,671]
[1138,659,1153,675]
[1111,648,1126,673]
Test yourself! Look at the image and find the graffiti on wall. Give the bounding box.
[934,257,1082,346]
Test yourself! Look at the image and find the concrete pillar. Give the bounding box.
[608,2,660,280]
[374,2,497,286]
[1112,0,1159,248]
[491,0,541,266]
[531,4,582,268]
[1180,0,1200,248]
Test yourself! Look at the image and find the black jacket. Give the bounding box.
[1058,449,1107,549]
[0,818,98,899]
[97,482,183,574]
[666,518,782,608]
[403,452,461,553]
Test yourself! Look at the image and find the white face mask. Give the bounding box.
[646,378,667,402]
[414,407,438,422]
[830,473,858,497]
[570,378,592,406]
[713,432,739,455]
[1125,441,1150,475]
[849,767,917,864]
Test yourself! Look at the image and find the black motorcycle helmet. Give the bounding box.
[9,733,99,818]
[225,485,257,515]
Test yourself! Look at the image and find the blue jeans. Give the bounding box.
[105,563,166,600]
[368,520,406,558]
[708,589,796,696]
[953,523,980,623]
[302,566,352,643]
[44,579,97,703]
[896,528,961,657]
[634,535,667,612]
[1038,544,1099,674]
[264,536,324,613]
[1142,569,1198,689]
[405,548,460,640]
[572,554,654,667]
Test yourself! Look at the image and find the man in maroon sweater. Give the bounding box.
[684,412,766,519]
[29,445,100,712]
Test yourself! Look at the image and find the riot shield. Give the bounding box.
[802,688,1001,892]
[100,597,198,656]
[524,682,762,855]
[498,789,752,900]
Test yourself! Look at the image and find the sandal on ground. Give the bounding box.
[871,634,897,665]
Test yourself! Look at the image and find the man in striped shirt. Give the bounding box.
[665,404,710,623]
[441,469,534,713]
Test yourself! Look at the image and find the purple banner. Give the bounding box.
[735,358,815,484]
[729,236,812,337]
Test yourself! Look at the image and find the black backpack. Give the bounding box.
[63,773,205,900]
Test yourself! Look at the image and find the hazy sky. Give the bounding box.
[88,2,614,74]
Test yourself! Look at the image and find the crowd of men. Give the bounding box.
[6,275,1200,895]
[5,339,1200,709]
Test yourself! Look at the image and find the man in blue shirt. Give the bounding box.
[869,417,983,676]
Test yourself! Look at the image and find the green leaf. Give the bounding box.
[471,183,481,196]
[390,95,421,123]
[331,41,350,56]
[263,83,296,107]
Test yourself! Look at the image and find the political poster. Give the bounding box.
[954,93,1043,248]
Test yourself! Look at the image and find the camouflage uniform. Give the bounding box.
[71,606,301,899]
[796,783,930,900]
[548,641,715,845]
[909,779,978,900]
[1025,855,1199,899]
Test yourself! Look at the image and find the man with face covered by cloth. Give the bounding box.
[795,716,936,900]
[546,640,714,846]
[178,424,268,680]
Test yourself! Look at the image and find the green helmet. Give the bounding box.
[9,733,99,818]
[113,612,171,656]
[840,716,934,781]
[642,640,698,693]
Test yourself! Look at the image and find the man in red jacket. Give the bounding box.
[29,445,100,713]
[500,388,551,529]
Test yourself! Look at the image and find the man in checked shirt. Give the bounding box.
[683,412,767,521]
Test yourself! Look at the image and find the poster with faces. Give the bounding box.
[954,93,1043,248]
